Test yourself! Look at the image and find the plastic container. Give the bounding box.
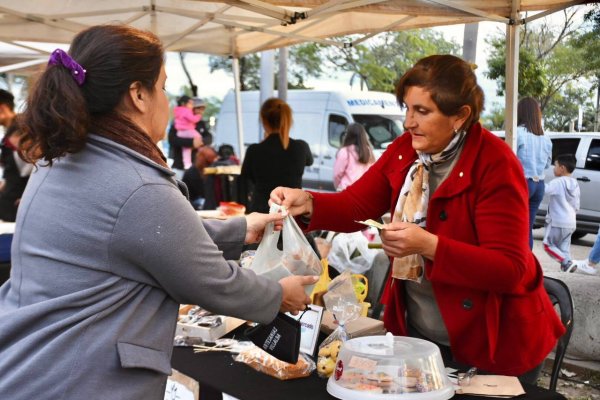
[327,334,454,400]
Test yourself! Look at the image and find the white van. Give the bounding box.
[215,90,405,191]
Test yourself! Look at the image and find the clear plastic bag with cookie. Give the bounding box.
[247,204,322,296]
[234,346,316,380]
[317,271,362,378]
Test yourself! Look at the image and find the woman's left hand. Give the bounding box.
[244,212,284,244]
[380,222,439,260]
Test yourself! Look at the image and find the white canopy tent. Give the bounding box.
[0,0,589,155]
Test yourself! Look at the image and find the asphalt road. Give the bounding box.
[532,227,598,274]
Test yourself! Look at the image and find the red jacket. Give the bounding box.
[307,123,564,375]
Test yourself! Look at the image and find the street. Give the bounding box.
[532,227,598,274]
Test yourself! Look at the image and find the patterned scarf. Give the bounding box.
[90,112,168,168]
[391,130,467,282]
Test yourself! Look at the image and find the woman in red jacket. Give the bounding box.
[271,55,564,383]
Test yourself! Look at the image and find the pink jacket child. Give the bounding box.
[174,105,202,168]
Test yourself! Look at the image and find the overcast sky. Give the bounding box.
[163,21,507,113]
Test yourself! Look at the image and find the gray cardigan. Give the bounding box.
[0,135,282,399]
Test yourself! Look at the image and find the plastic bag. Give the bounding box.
[234,346,315,380]
[327,231,378,274]
[249,204,322,295]
[317,271,362,378]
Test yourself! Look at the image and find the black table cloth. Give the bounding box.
[171,346,566,400]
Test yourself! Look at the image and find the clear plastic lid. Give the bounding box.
[327,333,454,400]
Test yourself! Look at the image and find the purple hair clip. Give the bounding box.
[48,49,87,86]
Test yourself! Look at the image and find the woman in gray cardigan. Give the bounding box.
[0,25,315,399]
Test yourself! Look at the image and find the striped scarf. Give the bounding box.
[391,130,467,282]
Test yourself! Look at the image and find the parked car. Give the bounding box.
[534,132,600,239]
[493,131,600,239]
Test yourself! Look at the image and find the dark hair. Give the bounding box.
[260,98,292,150]
[0,89,15,110]
[396,54,484,131]
[218,144,235,159]
[555,154,576,173]
[517,97,544,136]
[341,123,374,164]
[177,95,192,106]
[195,146,218,173]
[21,24,164,164]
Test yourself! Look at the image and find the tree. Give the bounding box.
[322,30,460,92]
[208,44,324,91]
[544,84,595,131]
[480,102,506,131]
[208,53,261,91]
[485,8,600,131]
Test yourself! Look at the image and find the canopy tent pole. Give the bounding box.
[232,56,245,160]
[278,47,288,102]
[504,2,520,152]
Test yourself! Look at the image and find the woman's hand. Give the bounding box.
[269,187,313,217]
[278,275,319,315]
[380,222,439,261]
[244,212,284,244]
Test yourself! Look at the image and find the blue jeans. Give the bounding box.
[527,179,545,249]
[590,226,600,264]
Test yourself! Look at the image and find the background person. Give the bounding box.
[333,122,375,191]
[542,154,582,273]
[240,97,313,214]
[271,54,564,382]
[168,95,202,176]
[0,25,315,400]
[0,90,32,222]
[173,95,202,169]
[192,97,213,146]
[574,226,600,274]
[182,145,219,210]
[516,96,553,248]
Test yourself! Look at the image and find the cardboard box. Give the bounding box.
[320,310,386,338]
[176,316,245,343]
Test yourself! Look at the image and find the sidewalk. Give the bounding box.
[532,228,600,397]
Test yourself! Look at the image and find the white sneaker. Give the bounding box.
[573,260,599,275]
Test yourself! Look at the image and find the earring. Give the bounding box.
[453,128,459,135]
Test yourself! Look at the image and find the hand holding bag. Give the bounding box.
[250,204,322,295]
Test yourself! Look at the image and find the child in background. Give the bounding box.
[543,154,581,273]
[174,95,202,168]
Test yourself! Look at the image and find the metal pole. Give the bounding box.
[505,17,520,152]
[232,57,246,160]
[462,23,479,63]
[278,47,288,102]
[259,50,275,141]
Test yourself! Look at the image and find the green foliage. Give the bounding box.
[544,84,596,131]
[485,9,600,131]
[480,103,506,131]
[486,43,546,98]
[325,30,460,92]
[202,96,222,122]
[208,43,323,91]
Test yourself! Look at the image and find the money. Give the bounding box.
[355,219,385,230]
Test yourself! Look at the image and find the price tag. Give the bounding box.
[164,369,199,400]
[287,304,324,357]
